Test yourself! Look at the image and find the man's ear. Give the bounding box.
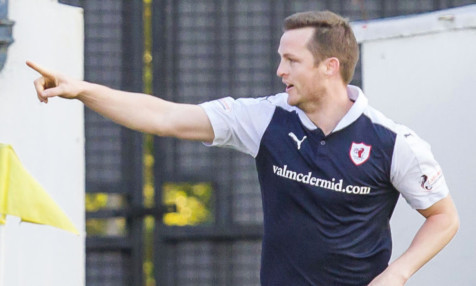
[324,57,340,77]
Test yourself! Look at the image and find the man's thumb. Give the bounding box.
[42,86,63,98]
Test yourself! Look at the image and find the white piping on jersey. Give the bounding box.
[276,85,369,133]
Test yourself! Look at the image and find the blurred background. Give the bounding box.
[41,0,476,285]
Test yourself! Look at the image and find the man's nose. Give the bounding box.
[276,61,286,78]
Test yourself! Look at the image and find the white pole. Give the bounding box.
[0,225,5,286]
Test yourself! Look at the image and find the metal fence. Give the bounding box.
[59,1,145,285]
[61,0,476,285]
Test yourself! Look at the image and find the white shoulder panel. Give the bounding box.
[363,105,398,131]
[199,93,290,157]
[364,106,449,209]
[390,125,449,209]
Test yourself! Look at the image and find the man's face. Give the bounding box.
[277,27,326,107]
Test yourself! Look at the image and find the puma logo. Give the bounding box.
[288,132,307,150]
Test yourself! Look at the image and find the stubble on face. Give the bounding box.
[277,27,326,110]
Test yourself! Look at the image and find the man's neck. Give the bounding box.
[300,84,353,136]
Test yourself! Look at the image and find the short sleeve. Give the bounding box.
[199,96,281,157]
[390,126,449,210]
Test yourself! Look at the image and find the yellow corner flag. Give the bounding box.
[0,144,79,234]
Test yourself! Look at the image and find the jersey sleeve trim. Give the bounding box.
[390,127,449,210]
[199,95,282,157]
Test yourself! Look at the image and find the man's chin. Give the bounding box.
[286,94,299,107]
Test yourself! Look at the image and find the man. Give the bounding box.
[28,10,458,286]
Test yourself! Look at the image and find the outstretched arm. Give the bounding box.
[27,61,215,142]
[368,195,459,286]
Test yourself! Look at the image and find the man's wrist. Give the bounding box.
[385,262,411,283]
[76,80,96,101]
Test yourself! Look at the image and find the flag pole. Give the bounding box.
[0,225,5,286]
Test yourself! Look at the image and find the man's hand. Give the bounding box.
[26,60,82,103]
[368,195,458,286]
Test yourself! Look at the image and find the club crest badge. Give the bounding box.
[349,142,372,166]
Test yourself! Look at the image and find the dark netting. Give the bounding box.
[82,0,124,189]
[83,1,129,286]
[231,241,262,285]
[163,241,262,286]
[85,251,131,286]
[394,0,441,13]
[232,154,262,224]
[175,242,214,286]
[453,0,476,5]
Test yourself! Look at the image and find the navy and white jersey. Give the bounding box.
[200,85,449,286]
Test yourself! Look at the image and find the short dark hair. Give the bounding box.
[284,11,359,84]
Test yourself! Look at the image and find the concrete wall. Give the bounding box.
[0,0,84,285]
[354,6,476,286]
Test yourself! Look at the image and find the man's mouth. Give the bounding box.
[285,84,294,92]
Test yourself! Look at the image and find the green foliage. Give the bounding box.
[85,193,126,236]
[85,193,108,212]
[86,217,126,236]
[163,182,214,226]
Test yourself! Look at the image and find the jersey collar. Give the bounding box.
[296,85,368,133]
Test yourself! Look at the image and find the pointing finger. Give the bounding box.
[26,60,54,77]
